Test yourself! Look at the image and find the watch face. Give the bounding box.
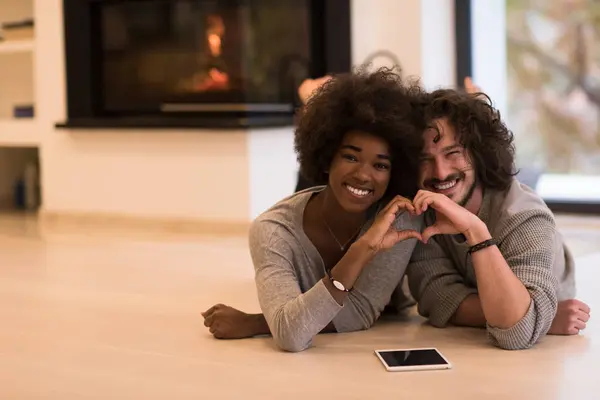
[333,280,346,291]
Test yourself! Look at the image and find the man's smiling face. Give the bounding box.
[418,118,477,207]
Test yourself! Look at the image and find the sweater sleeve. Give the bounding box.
[406,240,478,327]
[249,222,343,353]
[249,211,419,352]
[330,211,421,332]
[485,210,559,350]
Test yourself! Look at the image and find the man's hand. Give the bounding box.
[548,299,591,335]
[452,296,592,336]
[202,304,269,339]
[413,190,487,244]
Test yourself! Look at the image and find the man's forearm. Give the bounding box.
[450,294,486,327]
[464,222,532,329]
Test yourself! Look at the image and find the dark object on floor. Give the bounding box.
[13,104,34,118]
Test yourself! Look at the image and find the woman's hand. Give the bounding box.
[202,304,269,339]
[357,195,423,253]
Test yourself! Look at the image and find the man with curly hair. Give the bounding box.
[406,88,591,350]
[202,68,430,351]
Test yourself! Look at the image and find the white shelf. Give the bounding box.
[0,39,34,54]
[0,119,39,146]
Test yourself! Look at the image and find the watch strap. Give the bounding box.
[468,238,497,254]
[325,269,353,292]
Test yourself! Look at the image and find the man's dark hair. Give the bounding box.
[294,67,428,198]
[425,89,518,191]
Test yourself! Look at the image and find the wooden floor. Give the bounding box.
[0,213,599,399]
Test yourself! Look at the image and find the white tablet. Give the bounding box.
[374,347,452,372]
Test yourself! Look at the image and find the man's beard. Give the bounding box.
[457,179,477,207]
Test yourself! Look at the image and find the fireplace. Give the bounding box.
[58,0,351,129]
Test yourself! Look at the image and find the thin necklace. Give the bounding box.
[322,213,365,251]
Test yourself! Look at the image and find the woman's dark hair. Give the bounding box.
[294,67,428,198]
[425,89,518,191]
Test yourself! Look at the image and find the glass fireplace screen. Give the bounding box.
[99,0,312,115]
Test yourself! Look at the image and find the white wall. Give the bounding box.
[248,127,297,219]
[34,0,456,226]
[351,0,423,76]
[420,0,456,91]
[470,0,507,117]
[351,0,456,90]
[36,0,250,224]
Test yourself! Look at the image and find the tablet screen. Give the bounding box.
[377,349,449,367]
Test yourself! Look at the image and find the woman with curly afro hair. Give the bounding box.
[202,68,430,352]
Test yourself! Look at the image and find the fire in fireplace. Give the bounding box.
[186,14,228,93]
[59,0,351,129]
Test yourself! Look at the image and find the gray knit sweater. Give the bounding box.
[248,187,420,352]
[406,179,576,350]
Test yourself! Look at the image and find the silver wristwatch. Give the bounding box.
[326,269,352,292]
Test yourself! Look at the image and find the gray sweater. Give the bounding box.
[406,179,576,350]
[248,187,420,352]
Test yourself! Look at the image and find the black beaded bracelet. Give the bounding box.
[467,238,497,254]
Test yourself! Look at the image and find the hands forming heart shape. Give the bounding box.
[359,190,483,253]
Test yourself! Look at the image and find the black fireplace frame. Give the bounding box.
[57,0,352,130]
